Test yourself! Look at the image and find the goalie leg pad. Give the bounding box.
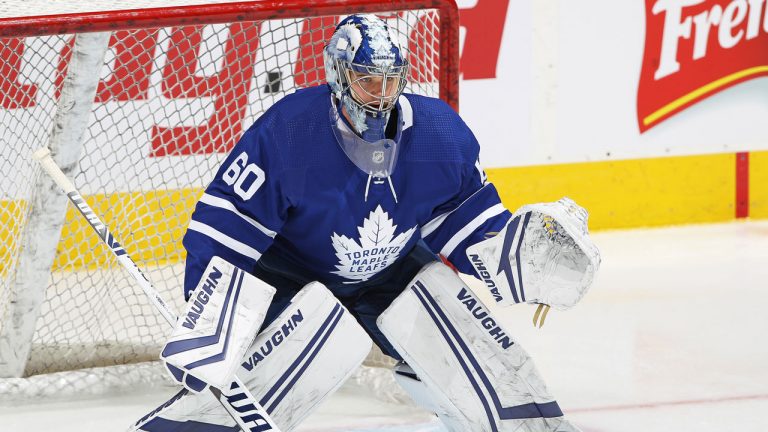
[137,282,372,432]
[378,262,570,432]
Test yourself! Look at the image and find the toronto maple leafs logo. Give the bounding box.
[330,205,417,282]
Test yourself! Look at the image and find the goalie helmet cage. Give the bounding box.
[0,0,458,400]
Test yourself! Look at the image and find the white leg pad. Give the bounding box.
[378,262,573,432]
[238,282,372,430]
[133,282,372,432]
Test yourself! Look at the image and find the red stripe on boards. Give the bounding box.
[736,152,749,219]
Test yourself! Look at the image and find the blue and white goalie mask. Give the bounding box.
[324,14,408,177]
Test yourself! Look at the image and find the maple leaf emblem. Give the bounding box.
[330,205,417,282]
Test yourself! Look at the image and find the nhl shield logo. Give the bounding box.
[372,151,385,164]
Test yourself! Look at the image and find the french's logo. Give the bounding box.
[637,0,768,132]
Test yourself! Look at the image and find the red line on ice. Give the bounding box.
[569,394,768,413]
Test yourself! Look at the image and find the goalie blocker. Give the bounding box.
[379,262,581,432]
[134,282,372,432]
[161,256,276,392]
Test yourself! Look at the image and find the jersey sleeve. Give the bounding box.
[182,117,291,300]
[421,143,512,276]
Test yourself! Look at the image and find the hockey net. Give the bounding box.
[0,0,458,401]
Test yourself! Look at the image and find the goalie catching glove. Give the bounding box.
[161,256,275,392]
[466,197,600,311]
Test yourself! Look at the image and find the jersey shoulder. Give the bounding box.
[401,93,479,164]
[240,86,336,172]
[248,85,330,134]
[267,86,331,120]
[403,93,455,116]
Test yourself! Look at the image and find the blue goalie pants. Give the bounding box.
[251,241,438,360]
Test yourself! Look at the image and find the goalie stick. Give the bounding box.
[33,147,282,432]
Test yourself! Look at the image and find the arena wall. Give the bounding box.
[460,0,768,228]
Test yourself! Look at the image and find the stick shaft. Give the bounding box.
[33,147,281,432]
[34,147,177,325]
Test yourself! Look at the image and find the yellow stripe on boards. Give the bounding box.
[486,153,736,230]
[0,188,203,274]
[0,151,761,273]
[0,199,29,278]
[750,151,768,218]
[55,188,204,270]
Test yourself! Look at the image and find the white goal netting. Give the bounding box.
[0,1,456,400]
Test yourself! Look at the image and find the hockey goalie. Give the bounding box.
[132,14,601,432]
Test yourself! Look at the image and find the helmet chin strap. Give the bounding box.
[340,94,391,142]
[360,111,390,142]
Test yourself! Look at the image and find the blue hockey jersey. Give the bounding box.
[182,85,511,299]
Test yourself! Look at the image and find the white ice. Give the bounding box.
[1,220,767,432]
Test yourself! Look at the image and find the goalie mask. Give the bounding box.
[324,14,408,145]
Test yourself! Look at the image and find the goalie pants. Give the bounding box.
[252,240,438,360]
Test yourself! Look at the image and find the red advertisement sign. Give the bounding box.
[638,0,768,132]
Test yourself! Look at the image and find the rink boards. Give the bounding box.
[3,149,768,273]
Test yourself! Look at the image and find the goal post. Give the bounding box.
[0,0,459,398]
[0,32,111,378]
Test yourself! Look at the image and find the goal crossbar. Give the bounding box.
[0,0,458,108]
